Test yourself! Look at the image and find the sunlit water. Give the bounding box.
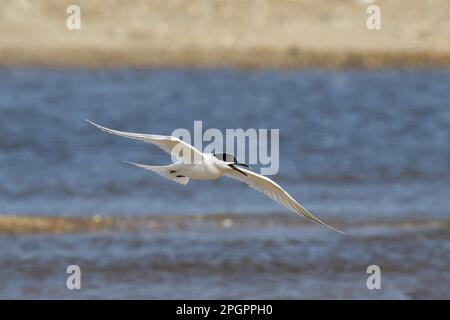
[0,68,449,299]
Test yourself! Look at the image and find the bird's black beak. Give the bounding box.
[228,163,248,176]
[236,163,252,169]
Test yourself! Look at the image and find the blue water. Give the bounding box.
[0,68,449,298]
[1,68,449,219]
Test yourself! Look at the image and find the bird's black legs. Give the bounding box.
[169,170,185,178]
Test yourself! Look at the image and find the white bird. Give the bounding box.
[86,120,344,234]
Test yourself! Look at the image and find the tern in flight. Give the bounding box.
[86,120,344,234]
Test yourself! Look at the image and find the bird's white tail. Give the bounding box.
[124,161,190,185]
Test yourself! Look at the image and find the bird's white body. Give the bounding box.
[172,154,227,180]
[86,119,345,234]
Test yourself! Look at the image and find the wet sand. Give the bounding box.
[0,214,448,235]
[1,0,450,68]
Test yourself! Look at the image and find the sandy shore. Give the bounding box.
[1,0,450,68]
[0,215,448,234]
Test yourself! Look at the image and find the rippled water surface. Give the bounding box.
[0,68,449,298]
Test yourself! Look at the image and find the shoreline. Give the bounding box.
[2,47,450,70]
[0,214,447,235]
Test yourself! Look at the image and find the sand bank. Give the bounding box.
[1,0,450,69]
[0,214,448,235]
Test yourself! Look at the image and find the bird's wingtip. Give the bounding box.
[85,119,100,128]
[85,119,99,126]
[123,160,141,168]
[85,119,110,132]
[335,228,348,235]
[324,223,348,235]
[305,214,347,235]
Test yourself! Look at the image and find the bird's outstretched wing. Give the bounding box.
[225,167,345,234]
[86,120,203,163]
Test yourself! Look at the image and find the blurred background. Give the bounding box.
[0,0,449,299]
